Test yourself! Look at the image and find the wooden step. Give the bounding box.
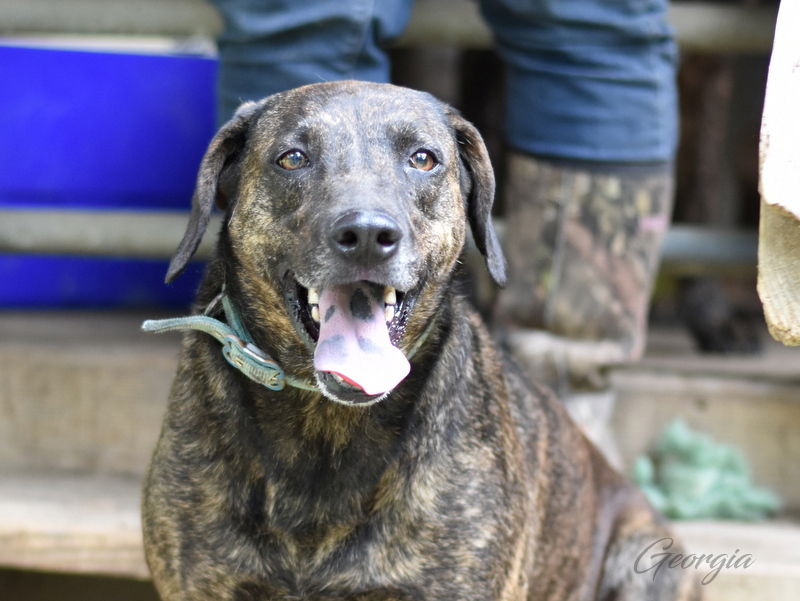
[611,328,800,511]
[0,1,778,54]
[2,312,799,504]
[0,311,175,477]
[0,471,147,578]
[1,469,798,599]
[674,520,800,601]
[1,313,800,595]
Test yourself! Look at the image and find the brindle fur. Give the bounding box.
[143,81,699,601]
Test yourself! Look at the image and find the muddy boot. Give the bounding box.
[494,153,673,467]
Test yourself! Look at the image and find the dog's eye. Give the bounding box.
[409,150,438,172]
[276,150,309,171]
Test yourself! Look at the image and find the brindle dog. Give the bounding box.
[143,81,698,601]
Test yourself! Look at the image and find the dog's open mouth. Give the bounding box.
[287,275,416,404]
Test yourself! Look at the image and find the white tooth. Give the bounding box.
[311,306,320,323]
[384,304,395,323]
[308,288,320,305]
[384,286,397,306]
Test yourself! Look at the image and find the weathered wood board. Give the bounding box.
[758,0,800,345]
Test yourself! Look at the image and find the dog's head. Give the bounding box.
[167,81,505,405]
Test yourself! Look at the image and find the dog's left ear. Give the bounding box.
[165,100,265,283]
[447,110,507,287]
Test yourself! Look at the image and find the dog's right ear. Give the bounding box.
[165,100,264,283]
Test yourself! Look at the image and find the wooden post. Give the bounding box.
[758,0,800,345]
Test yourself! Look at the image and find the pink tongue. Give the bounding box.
[313,283,410,396]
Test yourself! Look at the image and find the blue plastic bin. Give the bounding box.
[0,44,217,307]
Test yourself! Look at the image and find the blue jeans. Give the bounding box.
[210,0,678,162]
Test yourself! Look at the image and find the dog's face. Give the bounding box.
[167,81,504,405]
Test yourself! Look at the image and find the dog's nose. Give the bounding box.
[329,211,403,266]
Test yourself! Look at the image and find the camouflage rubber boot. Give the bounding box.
[493,153,673,466]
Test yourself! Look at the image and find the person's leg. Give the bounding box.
[482,0,679,464]
[210,0,413,123]
[481,0,678,163]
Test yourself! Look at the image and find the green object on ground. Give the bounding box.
[633,419,781,520]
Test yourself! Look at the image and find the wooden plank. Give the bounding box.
[758,0,800,345]
[0,209,221,260]
[611,367,800,511]
[0,312,174,477]
[674,521,800,601]
[0,472,149,579]
[2,473,798,597]
[0,0,222,37]
[759,0,800,220]
[0,1,779,54]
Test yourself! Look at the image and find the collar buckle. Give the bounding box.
[221,334,286,391]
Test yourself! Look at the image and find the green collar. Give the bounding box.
[142,293,318,391]
[142,291,434,393]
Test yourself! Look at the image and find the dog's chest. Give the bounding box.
[227,439,522,597]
